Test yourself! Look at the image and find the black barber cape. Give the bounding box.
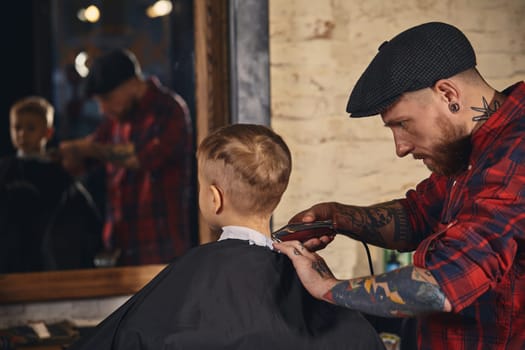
[0,156,102,273]
[68,239,385,350]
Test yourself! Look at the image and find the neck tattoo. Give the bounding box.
[471,96,500,122]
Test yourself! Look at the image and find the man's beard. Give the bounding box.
[420,118,472,177]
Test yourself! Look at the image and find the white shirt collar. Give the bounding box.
[16,151,48,161]
[218,226,274,250]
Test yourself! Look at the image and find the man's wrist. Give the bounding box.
[97,144,129,161]
[102,144,140,168]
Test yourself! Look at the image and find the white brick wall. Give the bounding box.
[269,0,525,278]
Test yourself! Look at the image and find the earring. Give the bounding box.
[449,102,460,113]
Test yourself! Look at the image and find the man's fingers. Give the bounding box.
[301,211,316,222]
[303,238,324,251]
[289,209,317,224]
[273,240,310,258]
[303,234,335,251]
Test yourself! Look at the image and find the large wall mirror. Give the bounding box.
[0,0,234,303]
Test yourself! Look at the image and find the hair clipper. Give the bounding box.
[271,220,336,242]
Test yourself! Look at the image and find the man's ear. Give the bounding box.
[210,184,223,214]
[434,79,460,105]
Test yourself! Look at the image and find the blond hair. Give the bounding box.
[10,96,54,128]
[197,124,292,216]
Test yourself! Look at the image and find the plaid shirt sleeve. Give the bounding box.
[399,173,448,248]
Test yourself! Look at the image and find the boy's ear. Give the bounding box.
[210,184,223,214]
[46,127,55,141]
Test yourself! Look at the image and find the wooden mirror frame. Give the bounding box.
[0,0,230,305]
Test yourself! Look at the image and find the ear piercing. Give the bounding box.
[449,102,460,113]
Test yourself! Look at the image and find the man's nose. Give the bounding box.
[394,138,413,158]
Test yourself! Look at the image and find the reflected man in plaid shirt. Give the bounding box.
[59,49,194,266]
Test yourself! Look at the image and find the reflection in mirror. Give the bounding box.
[1,0,198,274]
[57,0,197,270]
[0,0,231,304]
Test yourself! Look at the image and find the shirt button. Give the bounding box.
[452,180,457,187]
[468,164,472,170]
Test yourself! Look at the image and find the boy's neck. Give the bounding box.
[220,214,272,238]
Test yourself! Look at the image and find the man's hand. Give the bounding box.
[273,240,339,301]
[59,140,89,175]
[59,140,140,171]
[104,143,140,169]
[289,202,337,223]
[275,240,453,317]
[288,202,338,251]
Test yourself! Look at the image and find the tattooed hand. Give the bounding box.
[287,202,338,251]
[273,240,339,301]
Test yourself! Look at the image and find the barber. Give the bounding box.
[274,21,525,350]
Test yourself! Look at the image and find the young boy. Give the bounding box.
[68,124,385,350]
[9,96,55,158]
[0,96,102,273]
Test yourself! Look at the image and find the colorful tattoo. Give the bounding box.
[325,266,447,317]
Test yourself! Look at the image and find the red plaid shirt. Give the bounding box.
[400,82,525,350]
[92,77,194,265]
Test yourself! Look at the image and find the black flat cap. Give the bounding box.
[84,49,141,97]
[347,22,476,117]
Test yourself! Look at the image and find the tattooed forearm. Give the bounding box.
[371,201,411,243]
[324,265,449,317]
[336,205,389,246]
[335,201,414,249]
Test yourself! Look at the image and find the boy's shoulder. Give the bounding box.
[182,239,273,262]
[0,155,19,182]
[0,157,74,199]
[172,239,278,277]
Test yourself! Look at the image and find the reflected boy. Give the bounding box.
[0,97,102,273]
[9,96,55,158]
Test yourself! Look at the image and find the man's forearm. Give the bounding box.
[88,143,140,169]
[333,200,417,250]
[324,265,451,317]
